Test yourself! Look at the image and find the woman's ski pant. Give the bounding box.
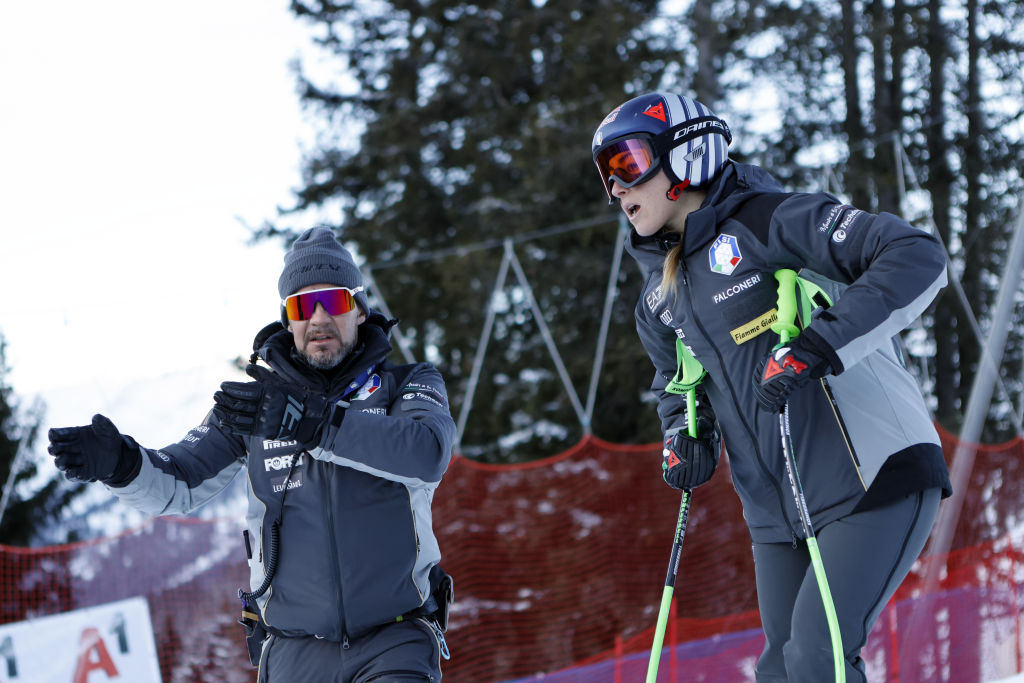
[753,487,941,682]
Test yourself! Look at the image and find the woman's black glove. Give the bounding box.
[213,364,331,448]
[752,336,831,413]
[47,414,141,486]
[662,415,721,490]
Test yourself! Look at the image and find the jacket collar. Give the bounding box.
[623,162,782,273]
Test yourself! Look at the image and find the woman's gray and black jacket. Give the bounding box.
[627,161,952,545]
[107,312,456,640]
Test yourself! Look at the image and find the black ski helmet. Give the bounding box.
[592,92,732,201]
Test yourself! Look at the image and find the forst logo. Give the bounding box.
[264,453,305,471]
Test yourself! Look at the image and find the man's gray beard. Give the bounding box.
[301,339,357,370]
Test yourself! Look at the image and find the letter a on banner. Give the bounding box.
[73,627,119,683]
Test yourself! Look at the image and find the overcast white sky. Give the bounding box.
[0,2,319,451]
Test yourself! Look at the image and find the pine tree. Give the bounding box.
[719,0,1024,439]
[265,0,1024,453]
[0,334,86,545]
[263,0,678,461]
[954,0,1024,438]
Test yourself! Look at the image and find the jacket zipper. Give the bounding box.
[818,378,866,489]
[319,378,365,644]
[315,374,377,644]
[322,463,346,640]
[678,261,801,540]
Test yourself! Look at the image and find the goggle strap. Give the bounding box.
[650,116,732,157]
[282,286,363,305]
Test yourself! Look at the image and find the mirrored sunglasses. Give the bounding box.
[283,286,363,321]
[593,136,659,199]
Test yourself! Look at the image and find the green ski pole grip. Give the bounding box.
[686,389,698,438]
[771,269,800,345]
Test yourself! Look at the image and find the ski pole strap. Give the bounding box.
[664,339,704,438]
[665,338,706,395]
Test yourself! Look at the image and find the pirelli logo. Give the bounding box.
[730,309,778,345]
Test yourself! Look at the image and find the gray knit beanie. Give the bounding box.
[278,227,370,314]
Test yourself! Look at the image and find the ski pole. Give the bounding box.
[772,269,845,683]
[645,387,698,683]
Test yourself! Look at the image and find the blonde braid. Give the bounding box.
[659,227,686,297]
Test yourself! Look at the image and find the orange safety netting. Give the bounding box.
[2,425,1023,682]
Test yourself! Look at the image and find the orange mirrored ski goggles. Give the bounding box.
[593,136,660,199]
[283,286,363,321]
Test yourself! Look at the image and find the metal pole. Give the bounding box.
[893,133,907,209]
[909,197,1024,660]
[506,245,588,429]
[584,216,628,433]
[363,267,416,365]
[898,144,1024,437]
[454,247,512,448]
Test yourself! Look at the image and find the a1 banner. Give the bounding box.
[0,596,161,682]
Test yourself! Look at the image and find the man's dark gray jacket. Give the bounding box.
[109,314,456,640]
[627,161,950,544]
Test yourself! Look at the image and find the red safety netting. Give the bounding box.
[2,425,1023,682]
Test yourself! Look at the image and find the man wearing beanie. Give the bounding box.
[48,227,456,681]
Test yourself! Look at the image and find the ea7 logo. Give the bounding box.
[646,286,664,312]
[265,453,305,471]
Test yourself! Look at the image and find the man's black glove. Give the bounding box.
[752,336,831,413]
[662,415,721,490]
[47,414,141,486]
[213,364,331,447]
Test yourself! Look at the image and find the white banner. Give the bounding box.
[0,596,161,683]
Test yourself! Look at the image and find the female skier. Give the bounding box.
[591,92,951,682]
